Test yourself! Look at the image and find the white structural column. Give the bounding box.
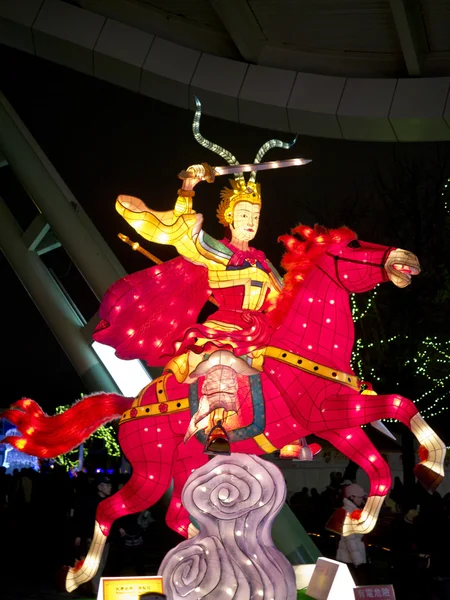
[0,197,119,394]
[0,92,126,301]
[389,0,425,76]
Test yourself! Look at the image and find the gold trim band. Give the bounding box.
[253,433,277,453]
[120,397,190,424]
[265,346,360,391]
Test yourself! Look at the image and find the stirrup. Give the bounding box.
[204,421,230,456]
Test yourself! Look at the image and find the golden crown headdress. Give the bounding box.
[192,97,296,226]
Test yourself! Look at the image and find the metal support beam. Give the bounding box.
[35,230,61,255]
[22,214,51,251]
[0,92,126,301]
[210,0,265,63]
[389,0,426,76]
[0,197,120,394]
[22,215,61,254]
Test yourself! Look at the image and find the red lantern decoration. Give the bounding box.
[2,101,445,592]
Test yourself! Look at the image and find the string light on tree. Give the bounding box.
[405,337,450,418]
[442,176,449,215]
[54,401,121,468]
[351,175,449,397]
[354,335,449,423]
[351,310,448,421]
[350,287,378,322]
[351,334,402,382]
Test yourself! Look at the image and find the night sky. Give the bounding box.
[1,45,449,437]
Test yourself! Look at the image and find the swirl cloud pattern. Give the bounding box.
[158,454,297,599]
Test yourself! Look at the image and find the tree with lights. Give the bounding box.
[350,173,450,422]
[344,172,450,490]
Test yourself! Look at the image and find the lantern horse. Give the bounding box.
[2,225,445,592]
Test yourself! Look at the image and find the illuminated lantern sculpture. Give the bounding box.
[108,97,306,454]
[2,103,446,593]
[158,454,297,600]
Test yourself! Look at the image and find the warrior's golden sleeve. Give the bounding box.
[116,194,226,270]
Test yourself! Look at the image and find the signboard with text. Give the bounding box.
[354,584,396,599]
[100,576,164,600]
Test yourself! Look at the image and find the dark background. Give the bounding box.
[1,44,449,440]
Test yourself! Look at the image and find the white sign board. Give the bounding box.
[306,557,355,600]
[293,564,317,591]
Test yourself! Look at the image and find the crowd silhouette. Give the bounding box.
[0,464,180,598]
[289,471,450,599]
[0,465,449,599]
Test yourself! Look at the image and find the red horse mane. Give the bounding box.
[267,224,357,327]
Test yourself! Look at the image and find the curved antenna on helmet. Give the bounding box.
[249,136,298,183]
[192,97,245,184]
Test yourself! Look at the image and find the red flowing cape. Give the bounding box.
[93,257,210,366]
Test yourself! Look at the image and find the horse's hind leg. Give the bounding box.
[321,392,446,491]
[317,426,391,536]
[66,420,180,592]
[410,413,446,491]
[166,440,209,538]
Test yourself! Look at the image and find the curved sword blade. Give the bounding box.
[213,158,311,176]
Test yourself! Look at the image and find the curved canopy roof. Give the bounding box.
[1,0,450,141]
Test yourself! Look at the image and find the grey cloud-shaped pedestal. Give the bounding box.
[158,454,297,600]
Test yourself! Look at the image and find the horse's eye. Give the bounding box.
[347,240,361,248]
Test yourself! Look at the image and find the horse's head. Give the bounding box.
[278,224,421,296]
[324,235,421,293]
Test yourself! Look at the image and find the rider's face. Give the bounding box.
[230,201,260,242]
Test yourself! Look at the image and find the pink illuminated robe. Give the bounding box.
[94,196,283,368]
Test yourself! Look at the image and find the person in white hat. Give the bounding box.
[336,484,369,583]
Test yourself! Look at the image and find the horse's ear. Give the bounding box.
[313,224,329,236]
[291,224,313,240]
[337,226,358,241]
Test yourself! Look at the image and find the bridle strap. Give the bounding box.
[325,248,392,290]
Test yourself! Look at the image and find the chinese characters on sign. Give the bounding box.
[102,576,164,600]
[354,584,395,599]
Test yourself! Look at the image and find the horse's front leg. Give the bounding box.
[321,392,446,491]
[317,427,391,536]
[66,418,180,593]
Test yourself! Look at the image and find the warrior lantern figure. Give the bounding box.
[5,100,446,596]
[94,98,309,453]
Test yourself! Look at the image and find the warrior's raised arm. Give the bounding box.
[115,97,299,274]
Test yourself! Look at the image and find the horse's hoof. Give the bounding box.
[65,560,85,593]
[65,568,79,593]
[414,463,444,492]
[325,508,346,535]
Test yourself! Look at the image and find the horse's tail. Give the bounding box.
[0,393,133,458]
